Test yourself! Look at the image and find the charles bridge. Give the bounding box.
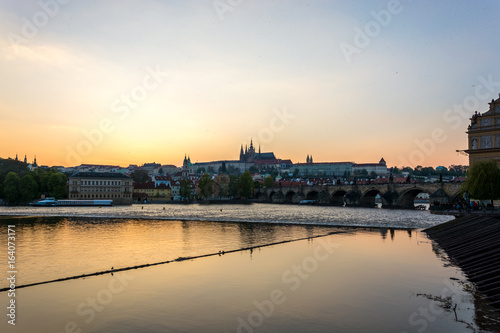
[255,182,463,209]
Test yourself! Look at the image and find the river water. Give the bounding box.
[1,204,499,333]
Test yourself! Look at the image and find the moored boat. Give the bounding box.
[32,198,113,206]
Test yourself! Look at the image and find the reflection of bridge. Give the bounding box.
[255,182,463,209]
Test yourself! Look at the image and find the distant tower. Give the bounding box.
[310,155,313,163]
[182,154,190,178]
[24,154,27,164]
[379,157,386,166]
[258,145,261,159]
[306,155,310,163]
[15,154,18,161]
[240,145,244,161]
[33,155,37,167]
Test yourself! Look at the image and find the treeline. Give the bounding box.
[392,165,467,177]
[0,159,67,205]
[185,171,255,201]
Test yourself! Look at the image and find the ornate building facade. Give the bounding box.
[466,94,500,166]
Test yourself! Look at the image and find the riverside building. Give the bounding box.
[465,94,500,166]
[68,172,133,204]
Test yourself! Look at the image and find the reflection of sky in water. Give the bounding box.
[0,217,343,288]
[0,203,453,228]
[2,229,495,333]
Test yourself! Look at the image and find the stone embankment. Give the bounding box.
[425,215,500,309]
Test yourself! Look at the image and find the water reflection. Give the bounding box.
[2,229,497,333]
[0,217,340,289]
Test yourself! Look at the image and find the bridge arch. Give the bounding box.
[330,190,347,206]
[360,189,381,207]
[305,190,319,201]
[285,190,295,203]
[398,188,431,208]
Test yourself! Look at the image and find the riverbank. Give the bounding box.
[425,215,500,310]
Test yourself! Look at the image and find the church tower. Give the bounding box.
[24,154,27,164]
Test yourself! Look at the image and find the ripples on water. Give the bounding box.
[0,216,343,288]
[0,205,497,333]
[0,203,453,228]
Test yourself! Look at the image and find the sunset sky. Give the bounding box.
[1,0,499,168]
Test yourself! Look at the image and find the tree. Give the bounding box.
[253,180,262,189]
[197,167,206,175]
[218,162,227,174]
[401,166,413,174]
[180,179,192,201]
[20,174,38,204]
[229,175,239,199]
[213,174,229,199]
[47,172,67,199]
[131,169,151,183]
[158,168,164,175]
[462,160,500,204]
[198,173,214,200]
[238,171,254,199]
[293,169,300,178]
[263,176,276,188]
[227,165,239,175]
[360,169,368,176]
[3,172,21,205]
[249,166,259,174]
[207,166,215,174]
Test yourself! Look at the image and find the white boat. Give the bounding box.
[32,197,113,206]
[299,200,316,205]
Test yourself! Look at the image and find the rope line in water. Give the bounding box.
[0,231,347,292]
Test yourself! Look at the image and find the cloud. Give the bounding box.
[2,42,82,68]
